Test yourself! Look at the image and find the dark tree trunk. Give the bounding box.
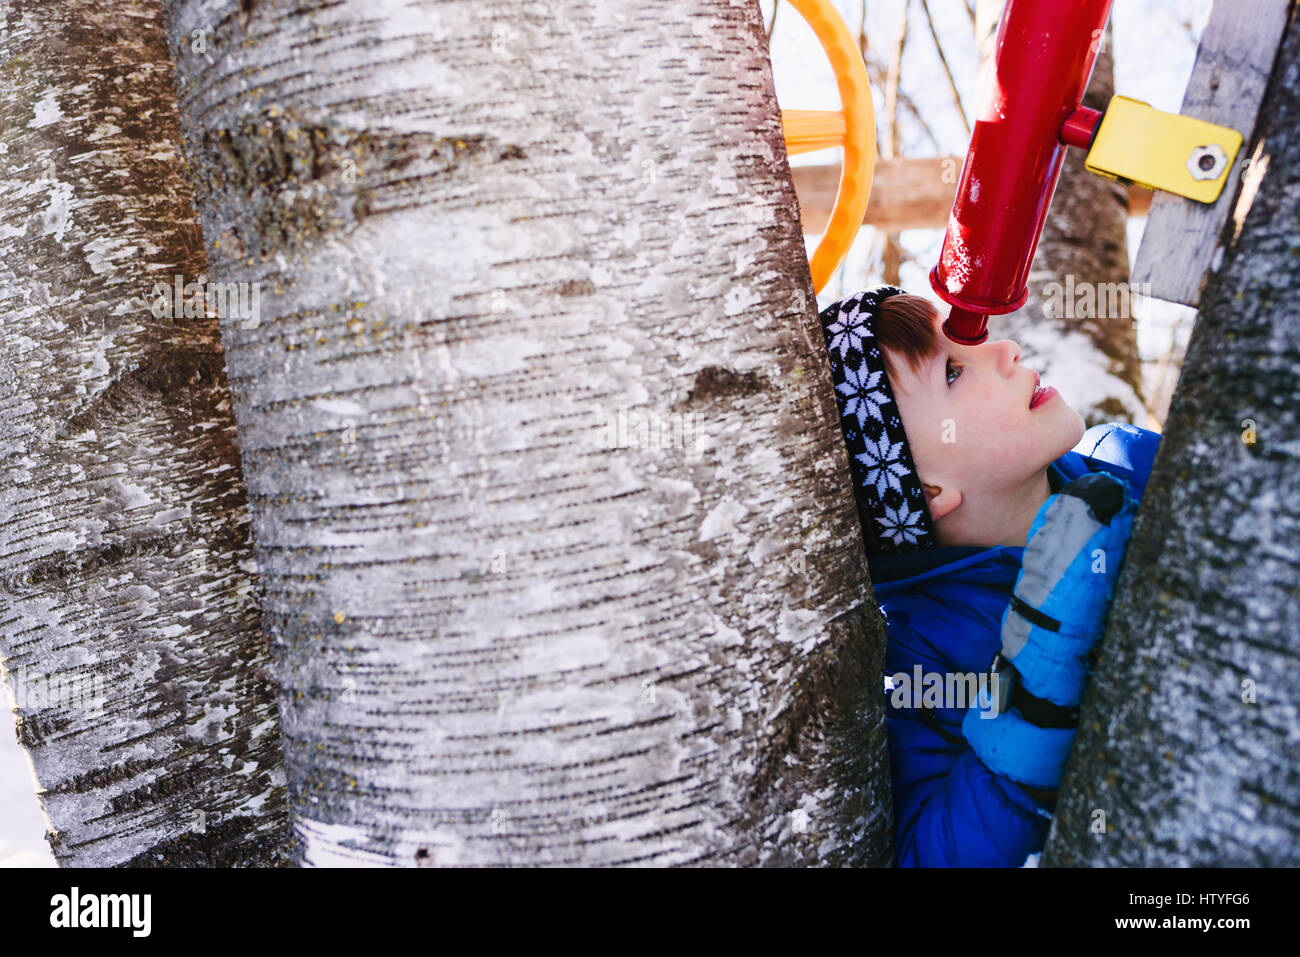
[0,0,287,866]
[1044,5,1300,866]
[160,0,892,865]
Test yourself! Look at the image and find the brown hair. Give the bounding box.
[874,294,943,386]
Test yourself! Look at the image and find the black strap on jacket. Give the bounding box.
[1010,685,1080,728]
[1008,594,1061,632]
[918,704,968,747]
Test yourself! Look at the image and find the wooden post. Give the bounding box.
[1130,0,1291,306]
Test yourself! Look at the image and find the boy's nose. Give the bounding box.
[994,339,1020,373]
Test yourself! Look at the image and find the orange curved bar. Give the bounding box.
[781,109,847,155]
[784,0,876,294]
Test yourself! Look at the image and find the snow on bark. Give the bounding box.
[0,0,287,866]
[1045,11,1300,866]
[162,0,892,865]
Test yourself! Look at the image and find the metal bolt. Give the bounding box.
[1187,144,1228,181]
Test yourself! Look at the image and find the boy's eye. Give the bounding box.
[946,358,963,386]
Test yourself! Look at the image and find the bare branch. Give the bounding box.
[860,1,942,155]
[880,2,910,284]
[885,73,944,152]
[882,1,909,160]
[920,0,972,137]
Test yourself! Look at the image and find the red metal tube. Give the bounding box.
[1060,106,1103,150]
[931,0,1114,345]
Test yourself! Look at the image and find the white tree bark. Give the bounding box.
[0,0,287,866]
[161,0,892,865]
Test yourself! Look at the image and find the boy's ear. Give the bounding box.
[922,481,962,522]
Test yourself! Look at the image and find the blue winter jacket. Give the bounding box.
[869,422,1161,867]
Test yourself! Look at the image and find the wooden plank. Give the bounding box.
[792,156,955,234]
[1131,0,1291,306]
[790,157,1152,233]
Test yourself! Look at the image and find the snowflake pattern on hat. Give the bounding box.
[817,286,938,555]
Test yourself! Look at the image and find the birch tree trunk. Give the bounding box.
[161,0,892,865]
[1044,7,1300,866]
[0,0,287,866]
[974,1,1145,427]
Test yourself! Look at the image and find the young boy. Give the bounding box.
[818,285,1160,867]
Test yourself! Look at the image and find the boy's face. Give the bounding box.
[887,307,1086,515]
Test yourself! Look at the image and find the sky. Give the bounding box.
[0,680,52,866]
[0,0,1216,868]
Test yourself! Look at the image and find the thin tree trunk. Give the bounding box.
[974,1,1145,427]
[919,0,971,138]
[858,3,943,154]
[1044,6,1300,866]
[161,0,892,865]
[880,4,909,286]
[0,0,287,865]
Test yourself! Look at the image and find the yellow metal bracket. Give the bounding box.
[1085,95,1243,204]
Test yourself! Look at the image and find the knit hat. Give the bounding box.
[817,285,939,555]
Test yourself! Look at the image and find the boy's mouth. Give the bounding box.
[1029,372,1056,410]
